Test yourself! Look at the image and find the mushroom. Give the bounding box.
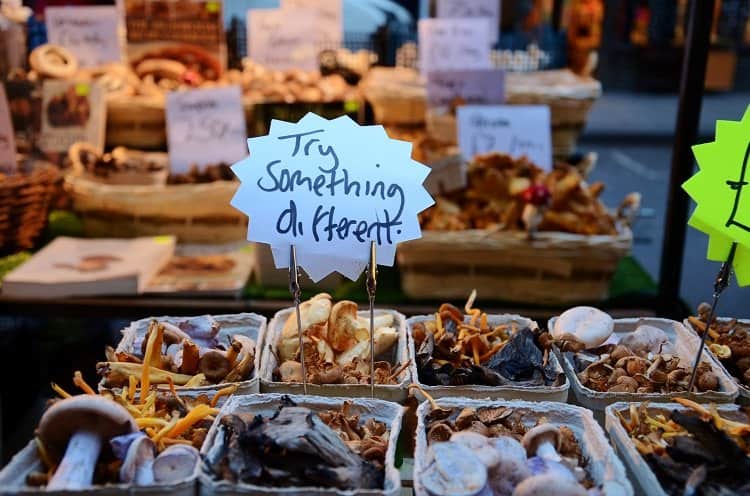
[153,444,200,483]
[512,472,587,496]
[449,431,500,468]
[488,436,530,496]
[329,300,365,352]
[522,424,561,462]
[421,442,487,496]
[619,324,674,356]
[119,433,155,485]
[278,360,304,382]
[552,307,613,348]
[198,350,231,383]
[38,395,137,489]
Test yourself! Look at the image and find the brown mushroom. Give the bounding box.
[198,350,231,383]
[278,360,303,383]
[38,395,137,489]
[696,370,719,392]
[328,300,363,352]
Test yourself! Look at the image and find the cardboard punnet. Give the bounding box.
[260,308,415,402]
[110,312,267,395]
[407,314,569,402]
[550,317,738,420]
[413,397,633,496]
[198,393,404,496]
[684,316,750,404]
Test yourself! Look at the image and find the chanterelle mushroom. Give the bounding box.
[38,395,137,489]
[522,424,561,462]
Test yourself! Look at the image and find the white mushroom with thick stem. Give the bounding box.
[521,424,562,463]
[153,444,200,483]
[552,307,614,348]
[119,433,155,485]
[38,395,137,490]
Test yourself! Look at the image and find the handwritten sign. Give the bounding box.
[418,18,493,74]
[281,0,342,46]
[426,69,505,107]
[231,113,434,281]
[683,105,750,285]
[247,8,323,71]
[165,86,247,173]
[436,0,501,43]
[456,105,552,170]
[38,80,106,153]
[0,84,16,173]
[45,6,122,67]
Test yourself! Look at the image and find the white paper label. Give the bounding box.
[165,86,247,173]
[426,69,505,107]
[231,113,435,282]
[0,84,16,173]
[436,0,501,42]
[418,18,493,74]
[247,8,324,71]
[39,80,106,153]
[45,6,122,67]
[457,105,552,170]
[281,0,342,46]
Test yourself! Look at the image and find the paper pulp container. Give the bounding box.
[199,393,404,496]
[413,397,633,496]
[549,317,738,420]
[111,312,267,395]
[684,317,750,404]
[0,388,229,496]
[260,308,415,402]
[605,401,747,496]
[407,314,569,402]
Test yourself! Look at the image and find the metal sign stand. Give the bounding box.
[367,241,378,398]
[288,245,308,395]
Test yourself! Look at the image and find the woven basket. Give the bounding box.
[65,152,246,243]
[397,228,632,305]
[0,159,60,255]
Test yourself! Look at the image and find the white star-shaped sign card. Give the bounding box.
[231,113,435,282]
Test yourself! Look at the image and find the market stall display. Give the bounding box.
[101,313,266,395]
[413,394,632,496]
[0,371,231,494]
[407,293,568,402]
[199,393,404,495]
[606,400,750,495]
[551,310,738,420]
[260,294,414,401]
[398,152,635,303]
[686,306,750,403]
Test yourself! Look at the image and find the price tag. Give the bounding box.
[457,105,552,170]
[247,8,324,71]
[436,0,501,43]
[426,69,505,107]
[230,113,434,281]
[45,6,122,67]
[0,84,16,173]
[281,0,342,46]
[683,106,750,285]
[418,18,493,74]
[38,80,106,153]
[165,86,248,174]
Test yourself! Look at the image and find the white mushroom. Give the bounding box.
[512,473,587,496]
[552,307,614,348]
[619,324,675,356]
[153,444,200,483]
[522,425,561,462]
[421,442,488,496]
[119,433,155,485]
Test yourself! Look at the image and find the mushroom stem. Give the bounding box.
[535,441,561,462]
[47,430,102,490]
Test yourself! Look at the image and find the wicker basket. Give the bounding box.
[65,152,246,243]
[0,159,60,255]
[397,228,632,304]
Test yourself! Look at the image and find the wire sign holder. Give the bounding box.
[288,245,308,395]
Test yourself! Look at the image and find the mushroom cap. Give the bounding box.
[120,433,155,484]
[198,350,231,383]
[281,293,332,340]
[512,473,587,496]
[521,424,561,457]
[328,300,362,352]
[153,444,199,483]
[422,442,487,496]
[38,395,137,462]
[553,306,613,349]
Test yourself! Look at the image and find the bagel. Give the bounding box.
[29,44,78,79]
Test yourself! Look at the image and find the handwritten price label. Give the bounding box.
[247,8,325,71]
[165,86,247,173]
[281,0,342,45]
[0,84,16,173]
[45,6,121,67]
[457,105,552,170]
[683,105,750,285]
[230,113,434,281]
[426,69,505,107]
[418,18,493,74]
[436,0,500,43]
